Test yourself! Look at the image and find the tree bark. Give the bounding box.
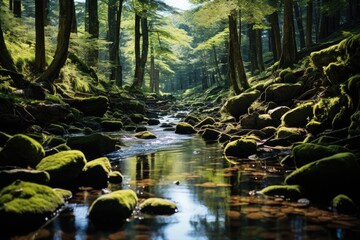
[306,0,313,47]
[133,13,141,87]
[294,1,306,49]
[279,0,296,69]
[71,3,77,33]
[87,0,99,66]
[13,0,21,17]
[0,19,17,72]
[268,11,281,61]
[9,0,13,11]
[37,0,74,85]
[248,24,258,74]
[256,29,265,71]
[35,0,46,72]
[212,45,224,84]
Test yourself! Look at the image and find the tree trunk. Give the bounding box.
[279,0,296,69]
[37,0,74,85]
[256,29,265,71]
[319,0,341,40]
[133,13,141,87]
[87,0,99,66]
[268,11,282,61]
[85,0,89,32]
[294,1,305,49]
[0,19,16,72]
[150,44,155,92]
[35,0,46,72]
[71,4,77,33]
[13,0,21,17]
[306,0,313,47]
[212,45,224,84]
[9,0,13,11]
[248,24,258,74]
[44,0,50,26]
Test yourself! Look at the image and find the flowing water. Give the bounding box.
[20,115,360,240]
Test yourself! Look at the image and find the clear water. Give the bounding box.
[16,115,360,240]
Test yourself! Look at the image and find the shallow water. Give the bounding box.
[20,115,360,240]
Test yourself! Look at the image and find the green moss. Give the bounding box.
[0,134,45,168]
[292,143,348,168]
[134,131,157,139]
[140,198,177,215]
[259,185,304,200]
[224,137,257,159]
[45,124,66,135]
[101,120,123,131]
[175,122,197,134]
[281,102,313,127]
[264,83,302,104]
[310,43,343,69]
[44,136,67,149]
[36,150,87,186]
[54,188,72,200]
[0,169,50,188]
[276,127,307,142]
[80,157,111,188]
[0,131,11,147]
[88,189,138,227]
[331,194,356,214]
[195,117,216,129]
[130,113,145,124]
[0,180,64,231]
[324,61,349,84]
[349,111,360,137]
[109,171,123,184]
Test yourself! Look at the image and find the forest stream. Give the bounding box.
[12,114,359,240]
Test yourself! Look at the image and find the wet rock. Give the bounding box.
[195,117,216,129]
[291,143,349,168]
[45,143,71,156]
[101,120,123,131]
[65,96,109,117]
[331,194,357,214]
[0,169,50,188]
[259,185,304,201]
[115,99,145,114]
[0,180,65,233]
[218,133,232,143]
[268,106,291,120]
[44,123,66,135]
[135,131,157,139]
[220,90,260,120]
[124,125,137,131]
[276,127,307,143]
[175,122,197,134]
[136,126,148,132]
[264,83,302,104]
[0,134,45,168]
[224,137,257,159]
[88,189,138,227]
[184,115,200,126]
[79,157,111,188]
[148,118,160,125]
[67,133,119,159]
[109,171,123,184]
[285,152,360,200]
[44,136,67,149]
[130,113,145,124]
[281,102,313,128]
[310,43,343,69]
[140,198,177,215]
[201,128,222,141]
[36,150,87,186]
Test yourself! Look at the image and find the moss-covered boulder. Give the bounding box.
[130,113,145,124]
[195,117,216,129]
[201,128,222,141]
[276,127,307,142]
[220,90,260,120]
[88,189,138,228]
[79,157,111,188]
[0,131,12,147]
[310,42,344,69]
[140,198,177,215]
[184,115,201,126]
[224,138,257,159]
[109,171,123,184]
[259,185,304,200]
[0,180,65,233]
[0,134,45,168]
[175,122,197,134]
[331,194,357,214]
[134,131,157,139]
[115,99,145,114]
[44,136,67,149]
[148,118,160,125]
[44,124,66,135]
[349,111,360,137]
[281,102,313,127]
[0,169,50,188]
[268,106,291,120]
[67,133,118,158]
[36,150,87,186]
[264,83,302,104]
[65,96,109,117]
[101,120,123,131]
[291,143,349,168]
[285,152,360,200]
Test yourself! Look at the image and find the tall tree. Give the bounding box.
[294,1,305,49]
[13,0,21,17]
[279,0,296,69]
[306,0,313,47]
[35,0,46,72]
[0,18,17,72]
[87,0,99,66]
[37,0,74,85]
[268,5,281,61]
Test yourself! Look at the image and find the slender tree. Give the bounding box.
[35,0,46,72]
[294,1,305,49]
[279,0,296,69]
[13,0,21,17]
[0,19,17,72]
[306,0,313,47]
[87,0,99,66]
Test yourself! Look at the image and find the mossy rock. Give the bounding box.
[310,42,344,69]
[0,134,45,168]
[285,152,360,200]
[268,106,291,120]
[264,83,302,104]
[220,90,260,120]
[109,171,123,184]
[184,115,200,125]
[349,111,360,137]
[130,113,145,124]
[65,96,109,117]
[148,118,160,125]
[343,33,360,70]
[101,120,123,131]
[36,150,87,186]
[195,117,216,129]
[44,136,67,149]
[67,133,118,159]
[292,143,349,168]
[0,169,50,188]
[331,194,357,214]
[88,189,138,228]
[218,133,232,143]
[224,138,257,159]
[136,126,148,132]
[175,122,197,134]
[115,99,145,114]
[134,131,157,139]
[44,124,66,135]
[0,180,64,233]
[45,143,71,156]
[279,68,297,83]
[0,131,12,147]
[276,127,307,142]
[256,114,280,129]
[124,125,137,131]
[259,185,304,200]
[140,198,177,215]
[281,102,313,127]
[201,128,222,141]
[324,61,350,84]
[54,188,72,200]
[79,157,111,188]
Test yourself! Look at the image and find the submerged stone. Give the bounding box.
[0,134,45,168]
[259,185,304,200]
[224,138,257,159]
[88,189,138,228]
[140,198,177,215]
[134,131,157,139]
[36,150,87,186]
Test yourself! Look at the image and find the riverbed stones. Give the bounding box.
[0,180,65,232]
[281,102,314,127]
[148,118,160,125]
[101,120,123,131]
[135,131,157,139]
[285,152,360,200]
[0,134,45,168]
[259,185,304,201]
[331,194,356,214]
[224,138,257,159]
[175,122,197,134]
[140,198,177,215]
[264,83,303,104]
[36,150,87,186]
[195,117,216,129]
[65,96,109,117]
[0,169,50,188]
[109,171,123,183]
[79,157,111,188]
[88,189,138,227]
